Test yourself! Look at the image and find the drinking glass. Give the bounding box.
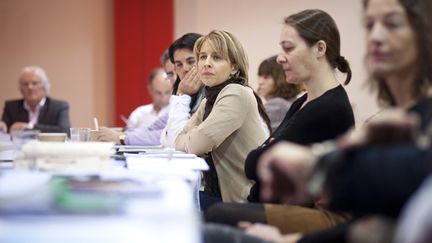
[69,128,90,142]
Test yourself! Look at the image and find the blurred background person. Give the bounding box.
[160,49,177,85]
[97,67,172,145]
[98,34,205,146]
[257,55,304,132]
[127,68,172,129]
[1,66,70,134]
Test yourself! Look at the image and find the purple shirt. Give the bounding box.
[124,112,168,145]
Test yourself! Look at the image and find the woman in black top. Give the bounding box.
[226,0,432,242]
[205,9,355,232]
[246,85,354,202]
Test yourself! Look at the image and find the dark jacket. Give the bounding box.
[2,97,71,134]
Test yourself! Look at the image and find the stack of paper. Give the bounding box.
[15,141,115,171]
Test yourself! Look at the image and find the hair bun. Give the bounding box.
[336,56,349,73]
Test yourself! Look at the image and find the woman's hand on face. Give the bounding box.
[177,67,203,95]
[258,141,316,205]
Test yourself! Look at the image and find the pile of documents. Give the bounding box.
[15,141,115,171]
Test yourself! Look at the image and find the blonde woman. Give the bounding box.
[175,30,270,209]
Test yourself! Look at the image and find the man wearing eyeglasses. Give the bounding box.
[161,49,177,85]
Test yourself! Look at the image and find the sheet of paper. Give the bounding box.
[115,145,163,153]
[0,132,11,143]
[126,155,207,181]
[126,155,208,171]
[0,150,17,162]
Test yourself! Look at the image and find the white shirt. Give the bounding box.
[127,104,170,129]
[23,97,46,129]
[160,95,192,148]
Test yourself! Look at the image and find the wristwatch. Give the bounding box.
[119,134,126,145]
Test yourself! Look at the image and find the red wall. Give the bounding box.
[114,0,173,126]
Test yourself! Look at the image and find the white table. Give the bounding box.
[0,143,204,243]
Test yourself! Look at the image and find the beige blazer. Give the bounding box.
[175,84,268,202]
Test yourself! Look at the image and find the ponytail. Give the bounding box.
[335,56,352,85]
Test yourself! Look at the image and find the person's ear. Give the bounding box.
[230,64,239,76]
[147,84,153,95]
[314,40,327,58]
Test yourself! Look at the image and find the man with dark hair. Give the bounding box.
[160,32,205,147]
[160,49,177,85]
[98,33,205,146]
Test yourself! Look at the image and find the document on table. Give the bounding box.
[0,171,200,243]
[115,145,163,153]
[0,140,16,162]
[0,150,17,162]
[0,132,11,143]
[126,154,208,181]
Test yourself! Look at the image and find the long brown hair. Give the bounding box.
[363,0,432,106]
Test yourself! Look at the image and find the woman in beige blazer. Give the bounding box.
[175,30,270,208]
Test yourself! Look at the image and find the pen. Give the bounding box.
[93,117,99,131]
[120,114,129,125]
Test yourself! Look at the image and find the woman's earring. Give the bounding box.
[230,70,238,78]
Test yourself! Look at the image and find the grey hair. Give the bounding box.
[19,66,50,93]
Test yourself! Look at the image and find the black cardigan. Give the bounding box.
[245,85,355,202]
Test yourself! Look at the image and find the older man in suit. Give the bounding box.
[1,66,70,134]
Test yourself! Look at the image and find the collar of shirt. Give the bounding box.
[150,104,158,116]
[23,97,46,129]
[152,104,171,116]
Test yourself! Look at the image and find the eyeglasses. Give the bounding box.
[165,72,175,79]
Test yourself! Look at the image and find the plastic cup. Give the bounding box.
[69,128,90,142]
